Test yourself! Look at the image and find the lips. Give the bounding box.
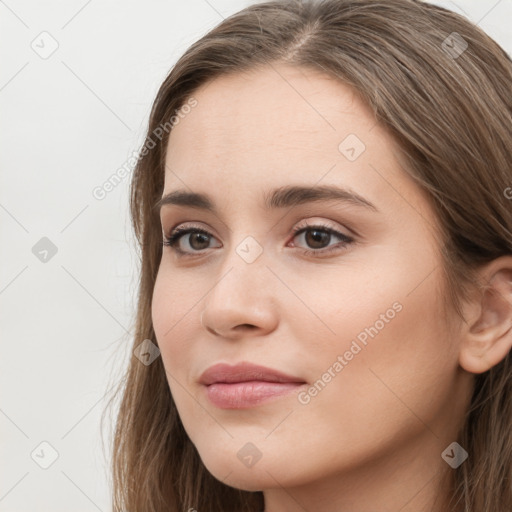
[199,362,307,408]
[199,362,305,386]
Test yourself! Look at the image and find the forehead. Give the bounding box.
[166,64,378,167]
[162,63,426,219]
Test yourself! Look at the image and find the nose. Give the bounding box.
[200,255,279,340]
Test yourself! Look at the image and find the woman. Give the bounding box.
[106,0,512,510]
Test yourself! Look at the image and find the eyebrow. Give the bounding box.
[153,184,378,214]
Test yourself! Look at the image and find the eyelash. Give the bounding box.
[161,221,355,258]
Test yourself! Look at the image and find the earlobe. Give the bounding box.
[458,259,512,375]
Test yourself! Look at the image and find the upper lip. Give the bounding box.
[199,362,306,385]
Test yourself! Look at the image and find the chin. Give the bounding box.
[204,460,267,491]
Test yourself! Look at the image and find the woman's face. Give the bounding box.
[152,64,472,508]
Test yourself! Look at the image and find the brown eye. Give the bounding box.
[187,232,211,250]
[291,224,354,256]
[303,228,332,249]
[163,226,220,255]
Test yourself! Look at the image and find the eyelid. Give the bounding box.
[164,217,350,239]
[290,218,349,235]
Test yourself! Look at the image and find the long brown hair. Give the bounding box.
[103,1,512,510]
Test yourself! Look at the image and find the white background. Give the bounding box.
[1,1,510,510]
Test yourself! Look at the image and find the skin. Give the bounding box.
[151,63,512,512]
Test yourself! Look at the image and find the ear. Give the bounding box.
[459,256,512,374]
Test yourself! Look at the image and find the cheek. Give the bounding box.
[151,269,198,382]
[293,265,456,447]
[151,271,206,440]
[151,264,204,348]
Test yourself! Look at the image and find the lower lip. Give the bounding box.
[204,381,305,409]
